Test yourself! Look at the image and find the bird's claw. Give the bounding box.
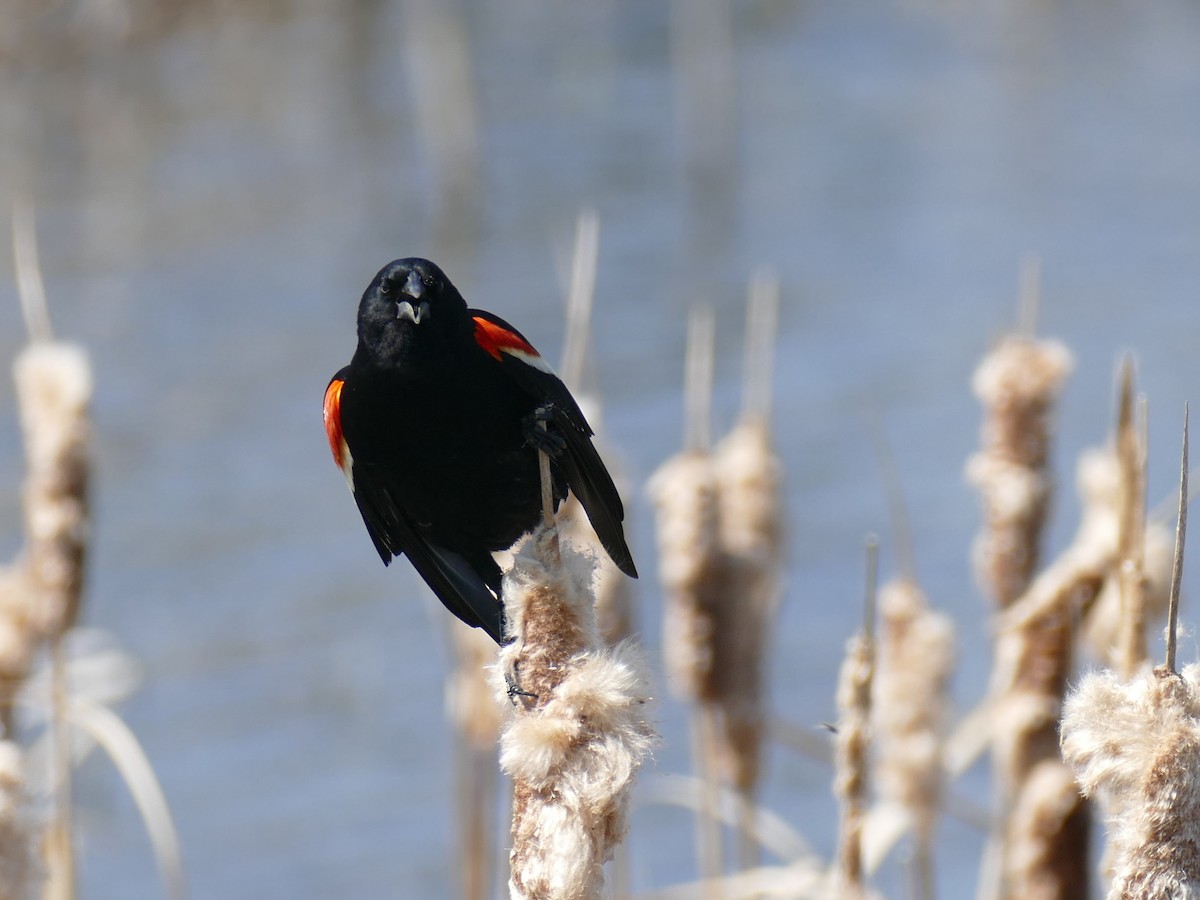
[522,406,566,458]
[505,673,538,706]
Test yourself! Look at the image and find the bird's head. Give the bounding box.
[355,258,468,362]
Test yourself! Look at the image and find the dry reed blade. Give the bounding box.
[637,774,818,864]
[12,199,53,343]
[67,697,187,900]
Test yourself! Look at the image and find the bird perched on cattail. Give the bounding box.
[324,257,637,643]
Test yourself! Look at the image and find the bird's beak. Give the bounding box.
[401,270,424,300]
[397,300,431,324]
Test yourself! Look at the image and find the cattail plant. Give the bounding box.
[496,421,655,899]
[649,307,727,882]
[967,313,1090,900]
[832,539,877,900]
[1079,359,1173,678]
[710,271,783,869]
[651,277,785,880]
[0,206,92,732]
[2,203,93,900]
[1061,407,1199,899]
[871,576,954,899]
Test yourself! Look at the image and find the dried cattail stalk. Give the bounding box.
[969,328,1087,900]
[984,441,1155,899]
[967,333,1073,609]
[1062,665,1200,899]
[711,416,783,797]
[497,526,656,900]
[0,740,41,899]
[1003,760,1089,900]
[446,623,503,900]
[1113,360,1148,677]
[871,578,954,897]
[833,625,874,897]
[649,451,725,703]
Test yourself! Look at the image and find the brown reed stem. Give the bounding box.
[561,210,600,393]
[1115,358,1149,678]
[834,538,878,897]
[1165,403,1188,675]
[45,637,75,900]
[685,308,715,453]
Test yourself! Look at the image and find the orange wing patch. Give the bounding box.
[472,316,554,373]
[473,316,537,361]
[323,378,354,487]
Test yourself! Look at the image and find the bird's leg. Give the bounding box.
[505,671,538,707]
[522,405,566,458]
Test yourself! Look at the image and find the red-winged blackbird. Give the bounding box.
[324,257,637,643]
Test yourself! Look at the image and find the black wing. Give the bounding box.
[470,309,638,579]
[351,460,506,643]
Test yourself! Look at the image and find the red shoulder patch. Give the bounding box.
[472,316,554,374]
[323,378,347,471]
[473,316,538,362]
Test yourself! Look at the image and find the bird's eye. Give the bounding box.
[380,282,391,295]
[423,275,435,288]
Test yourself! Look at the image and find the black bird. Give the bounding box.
[324,257,637,643]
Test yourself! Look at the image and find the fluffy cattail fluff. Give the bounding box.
[0,343,92,733]
[1062,665,1200,899]
[967,334,1073,609]
[711,416,783,796]
[871,578,954,892]
[496,525,656,900]
[834,628,873,898]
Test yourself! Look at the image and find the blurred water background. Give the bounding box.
[2,0,1200,897]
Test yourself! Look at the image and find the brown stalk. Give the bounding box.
[1165,404,1188,675]
[833,538,877,898]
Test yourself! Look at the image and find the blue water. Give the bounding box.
[2,1,1200,897]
